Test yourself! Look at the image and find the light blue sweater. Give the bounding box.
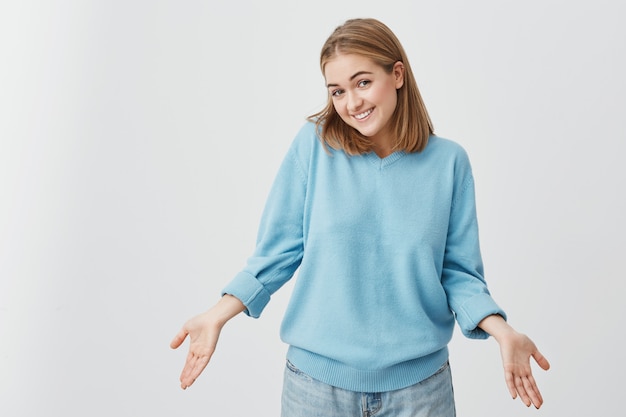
[222,121,505,392]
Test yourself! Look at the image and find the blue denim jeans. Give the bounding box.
[281,360,456,417]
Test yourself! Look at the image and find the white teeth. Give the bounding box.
[354,109,373,120]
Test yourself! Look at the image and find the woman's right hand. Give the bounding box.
[170,294,246,389]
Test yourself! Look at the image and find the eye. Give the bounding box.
[331,89,344,97]
[357,80,371,88]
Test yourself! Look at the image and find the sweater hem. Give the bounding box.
[286,345,449,392]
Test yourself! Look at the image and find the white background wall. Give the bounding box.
[1,0,624,415]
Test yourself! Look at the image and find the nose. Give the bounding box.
[346,91,363,113]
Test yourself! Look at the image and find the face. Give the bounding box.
[324,53,404,151]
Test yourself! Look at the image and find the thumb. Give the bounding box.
[170,329,188,349]
[533,349,550,371]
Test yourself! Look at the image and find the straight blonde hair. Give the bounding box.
[308,18,434,155]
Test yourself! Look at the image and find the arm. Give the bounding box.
[170,294,246,389]
[170,124,312,389]
[440,150,549,407]
[478,314,550,409]
[220,127,310,318]
[440,154,506,339]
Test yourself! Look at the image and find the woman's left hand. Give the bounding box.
[497,330,550,408]
[478,314,550,408]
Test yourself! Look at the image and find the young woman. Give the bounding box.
[171,18,550,416]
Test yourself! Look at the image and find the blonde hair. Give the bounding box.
[308,18,434,155]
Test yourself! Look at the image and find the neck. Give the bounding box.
[372,140,394,158]
[370,127,394,158]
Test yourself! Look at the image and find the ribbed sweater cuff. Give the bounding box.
[221,271,270,318]
[457,292,507,339]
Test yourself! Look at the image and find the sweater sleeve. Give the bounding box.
[221,130,309,318]
[441,149,506,339]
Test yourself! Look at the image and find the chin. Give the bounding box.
[356,127,379,138]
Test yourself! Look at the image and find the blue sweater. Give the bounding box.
[222,121,505,392]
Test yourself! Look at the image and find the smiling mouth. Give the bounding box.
[353,108,373,120]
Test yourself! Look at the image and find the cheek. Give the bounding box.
[389,92,398,111]
[377,91,398,118]
[332,100,349,119]
[377,85,398,108]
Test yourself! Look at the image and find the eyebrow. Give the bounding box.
[326,71,374,88]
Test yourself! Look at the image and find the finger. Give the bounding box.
[191,355,211,380]
[180,350,198,385]
[524,374,544,409]
[504,371,517,399]
[180,352,210,385]
[533,350,551,371]
[179,358,196,389]
[170,329,188,349]
[515,376,531,407]
[180,352,211,389]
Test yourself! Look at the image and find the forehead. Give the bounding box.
[323,54,380,82]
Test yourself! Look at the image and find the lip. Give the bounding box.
[352,108,374,121]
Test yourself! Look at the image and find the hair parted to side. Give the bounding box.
[308,18,434,155]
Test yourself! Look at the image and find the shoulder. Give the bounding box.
[423,135,472,168]
[289,121,323,156]
[426,135,468,157]
[281,121,326,178]
[292,121,321,146]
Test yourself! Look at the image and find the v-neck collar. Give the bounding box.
[364,150,406,169]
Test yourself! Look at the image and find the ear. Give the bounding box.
[393,61,405,89]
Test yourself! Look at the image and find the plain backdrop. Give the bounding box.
[1,0,624,416]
